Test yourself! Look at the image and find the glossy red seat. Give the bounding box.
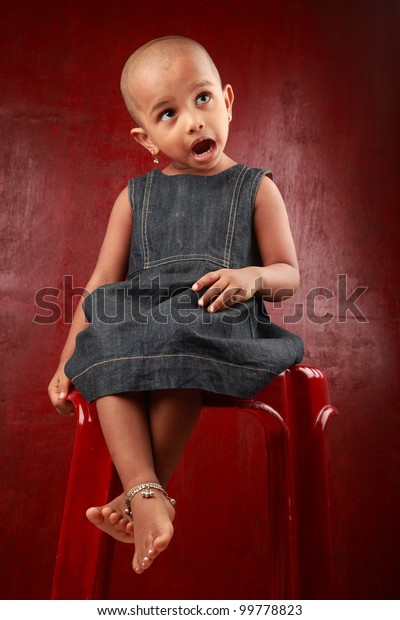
[51,364,337,600]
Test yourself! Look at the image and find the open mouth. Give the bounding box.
[191,138,216,158]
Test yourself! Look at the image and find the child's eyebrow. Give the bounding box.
[150,98,175,116]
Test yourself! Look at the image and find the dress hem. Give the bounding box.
[68,353,285,403]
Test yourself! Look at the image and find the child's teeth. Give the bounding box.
[193,140,213,156]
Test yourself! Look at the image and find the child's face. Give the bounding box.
[131,50,234,174]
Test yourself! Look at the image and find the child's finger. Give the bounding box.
[192,270,221,291]
[57,378,71,401]
[48,380,61,407]
[51,373,69,398]
[197,284,224,308]
[207,287,241,313]
[56,400,75,416]
[56,381,75,415]
[48,375,73,413]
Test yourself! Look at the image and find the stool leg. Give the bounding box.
[51,395,118,600]
[285,366,338,599]
[244,405,298,599]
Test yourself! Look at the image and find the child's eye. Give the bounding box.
[160,109,175,121]
[196,93,210,105]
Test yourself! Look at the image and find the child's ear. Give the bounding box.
[130,127,160,158]
[223,84,234,121]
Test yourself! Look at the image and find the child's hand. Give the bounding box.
[192,267,261,313]
[48,365,75,416]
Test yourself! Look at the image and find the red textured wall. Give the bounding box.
[1,0,399,599]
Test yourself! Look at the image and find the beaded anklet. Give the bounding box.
[125,482,176,517]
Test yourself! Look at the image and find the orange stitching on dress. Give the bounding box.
[142,171,153,267]
[224,165,248,266]
[71,353,279,382]
[145,254,229,268]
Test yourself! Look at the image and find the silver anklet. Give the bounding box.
[124,482,176,517]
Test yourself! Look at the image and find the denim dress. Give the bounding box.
[65,163,304,402]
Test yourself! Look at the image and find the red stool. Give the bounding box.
[51,365,337,600]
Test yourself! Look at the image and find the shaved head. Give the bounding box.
[120,36,221,125]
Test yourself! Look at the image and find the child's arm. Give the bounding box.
[48,187,133,414]
[192,176,300,312]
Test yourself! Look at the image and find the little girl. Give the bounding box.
[48,35,304,575]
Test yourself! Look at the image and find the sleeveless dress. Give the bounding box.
[65,163,304,402]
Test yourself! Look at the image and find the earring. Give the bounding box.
[153,156,159,164]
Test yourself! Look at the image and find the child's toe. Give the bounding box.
[86,507,103,525]
[153,527,173,552]
[141,555,152,569]
[107,510,122,525]
[126,521,134,534]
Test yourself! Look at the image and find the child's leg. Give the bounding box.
[87,389,201,572]
[86,391,148,542]
[87,389,201,538]
[147,388,203,487]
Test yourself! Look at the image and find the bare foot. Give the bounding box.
[86,492,134,543]
[130,490,175,574]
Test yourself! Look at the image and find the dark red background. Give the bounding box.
[1,0,399,599]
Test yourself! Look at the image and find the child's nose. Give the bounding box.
[185,112,205,133]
